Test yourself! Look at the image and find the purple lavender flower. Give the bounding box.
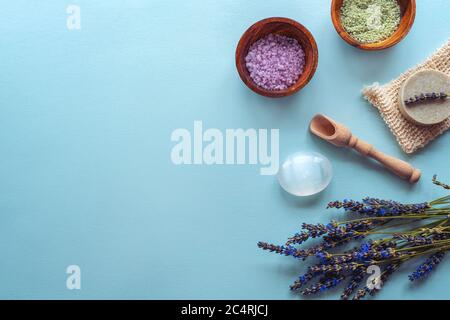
[341,267,366,300]
[290,272,315,291]
[353,287,369,300]
[409,252,445,281]
[315,251,332,263]
[367,263,402,297]
[433,175,450,190]
[301,275,346,296]
[394,234,433,246]
[353,264,401,300]
[285,231,310,246]
[257,242,309,259]
[257,242,284,254]
[286,222,337,246]
[258,179,450,300]
[327,198,428,216]
[321,220,374,249]
[309,262,360,275]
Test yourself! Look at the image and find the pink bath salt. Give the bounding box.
[245,33,306,91]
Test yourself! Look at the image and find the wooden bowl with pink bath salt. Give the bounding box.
[331,0,416,51]
[236,17,319,98]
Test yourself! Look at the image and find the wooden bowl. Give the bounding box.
[235,17,319,98]
[331,0,416,51]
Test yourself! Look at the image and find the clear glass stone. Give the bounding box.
[277,151,333,197]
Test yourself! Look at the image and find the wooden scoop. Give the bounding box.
[310,114,421,183]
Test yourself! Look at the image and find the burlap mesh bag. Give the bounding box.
[362,39,450,154]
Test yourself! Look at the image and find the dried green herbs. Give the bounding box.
[340,0,401,44]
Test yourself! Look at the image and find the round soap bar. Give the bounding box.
[277,151,332,197]
[398,70,450,126]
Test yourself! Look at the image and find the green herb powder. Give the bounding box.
[340,0,401,44]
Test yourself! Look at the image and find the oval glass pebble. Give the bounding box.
[277,151,333,197]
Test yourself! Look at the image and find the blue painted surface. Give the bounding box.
[0,0,449,299]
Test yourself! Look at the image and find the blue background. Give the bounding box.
[0,0,449,299]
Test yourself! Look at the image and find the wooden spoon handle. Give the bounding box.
[351,137,421,183]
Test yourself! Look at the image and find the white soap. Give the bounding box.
[398,70,450,126]
[277,151,333,197]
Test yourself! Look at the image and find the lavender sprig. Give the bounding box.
[353,263,402,300]
[258,176,450,300]
[327,198,429,216]
[433,175,450,190]
[341,267,366,300]
[409,252,445,282]
[301,275,346,296]
[404,92,448,105]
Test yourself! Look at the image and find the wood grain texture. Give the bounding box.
[310,114,421,183]
[331,0,416,51]
[235,17,318,98]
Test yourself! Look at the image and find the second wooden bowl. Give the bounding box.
[235,17,319,98]
[331,0,416,50]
